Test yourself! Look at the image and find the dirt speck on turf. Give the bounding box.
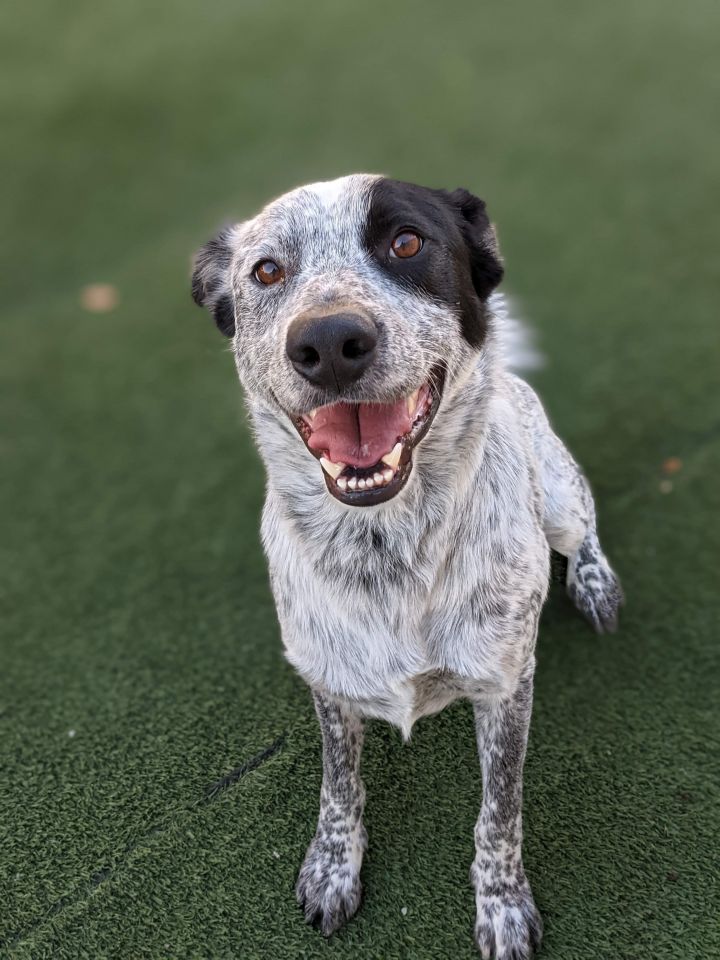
[80,283,119,313]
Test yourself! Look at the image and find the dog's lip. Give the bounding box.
[288,367,446,506]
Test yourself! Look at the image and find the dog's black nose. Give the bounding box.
[286,312,378,389]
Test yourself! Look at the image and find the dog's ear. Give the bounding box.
[447,188,504,299]
[191,226,238,337]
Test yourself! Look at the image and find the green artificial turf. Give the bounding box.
[1,1,719,957]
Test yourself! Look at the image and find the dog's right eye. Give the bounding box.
[254,260,285,286]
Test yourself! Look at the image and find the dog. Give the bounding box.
[191,175,622,959]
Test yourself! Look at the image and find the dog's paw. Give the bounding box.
[567,540,623,634]
[471,861,542,960]
[473,885,542,960]
[295,834,364,936]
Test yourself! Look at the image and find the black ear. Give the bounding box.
[447,188,504,299]
[191,226,237,337]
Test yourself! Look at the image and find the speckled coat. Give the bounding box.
[192,175,622,959]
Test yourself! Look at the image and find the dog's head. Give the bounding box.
[192,175,503,507]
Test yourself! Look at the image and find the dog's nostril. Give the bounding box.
[299,345,320,367]
[342,337,373,361]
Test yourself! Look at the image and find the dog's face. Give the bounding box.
[192,175,503,506]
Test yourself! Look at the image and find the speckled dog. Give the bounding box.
[191,175,622,959]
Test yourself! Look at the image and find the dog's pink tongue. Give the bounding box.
[307,400,411,468]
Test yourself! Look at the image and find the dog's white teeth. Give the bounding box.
[381,442,402,470]
[320,457,345,479]
[308,409,318,420]
[407,389,420,416]
[333,460,400,496]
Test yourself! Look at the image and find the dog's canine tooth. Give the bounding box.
[320,457,345,479]
[347,476,358,491]
[373,472,384,486]
[381,442,402,470]
[407,389,419,416]
[336,476,348,491]
[308,409,318,420]
[382,467,394,483]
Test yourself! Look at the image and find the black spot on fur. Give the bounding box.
[363,178,504,348]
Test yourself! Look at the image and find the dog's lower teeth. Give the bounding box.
[326,457,400,496]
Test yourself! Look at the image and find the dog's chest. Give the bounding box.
[268,509,542,733]
[262,419,547,733]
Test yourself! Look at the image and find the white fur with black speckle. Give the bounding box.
[192,175,622,958]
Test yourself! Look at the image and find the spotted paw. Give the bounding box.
[295,834,365,936]
[473,882,542,960]
[567,539,623,634]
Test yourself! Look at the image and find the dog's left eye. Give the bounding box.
[390,231,423,259]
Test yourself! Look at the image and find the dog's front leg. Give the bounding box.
[296,691,367,936]
[471,673,542,960]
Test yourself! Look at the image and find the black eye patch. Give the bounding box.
[363,178,503,348]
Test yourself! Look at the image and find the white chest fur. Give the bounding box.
[257,371,549,734]
[262,468,547,733]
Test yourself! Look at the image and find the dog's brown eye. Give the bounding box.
[254,260,284,285]
[390,231,423,259]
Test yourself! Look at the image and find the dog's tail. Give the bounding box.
[489,292,544,372]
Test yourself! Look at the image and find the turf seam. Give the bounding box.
[0,733,286,952]
[201,735,287,802]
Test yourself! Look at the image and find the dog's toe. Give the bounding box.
[567,537,624,634]
[568,571,623,634]
[296,839,363,936]
[473,886,542,960]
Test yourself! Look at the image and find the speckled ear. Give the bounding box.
[447,188,504,300]
[191,226,237,337]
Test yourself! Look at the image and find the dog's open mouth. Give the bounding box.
[292,368,445,506]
